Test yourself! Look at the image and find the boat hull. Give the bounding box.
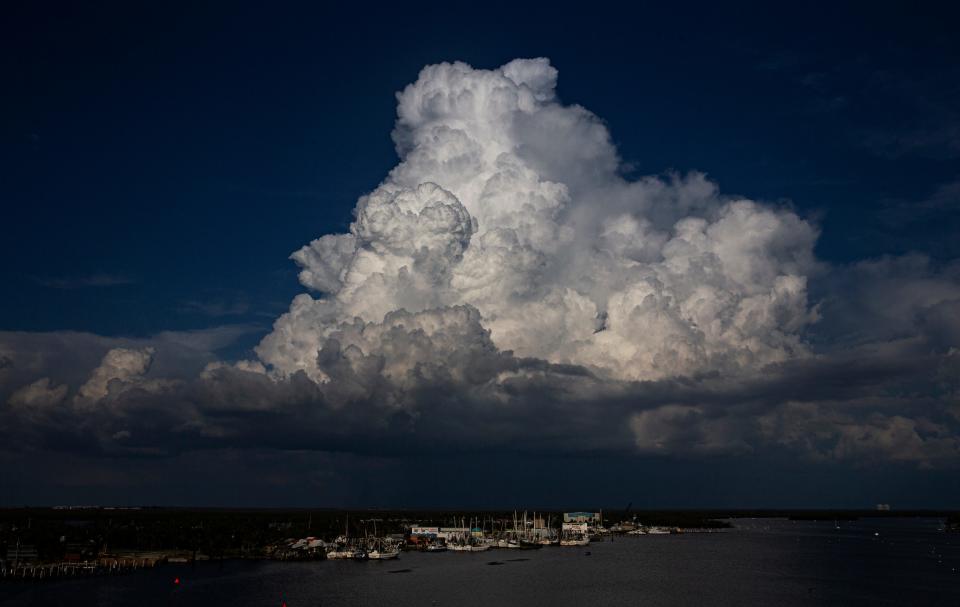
[449,544,491,552]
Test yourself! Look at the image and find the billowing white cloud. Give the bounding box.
[758,402,960,466]
[257,58,818,383]
[8,378,68,410]
[0,59,957,472]
[76,347,156,404]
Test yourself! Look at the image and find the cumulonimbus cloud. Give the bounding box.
[257,58,819,384]
[2,59,959,467]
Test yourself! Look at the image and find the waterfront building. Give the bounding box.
[409,526,439,538]
[563,512,601,524]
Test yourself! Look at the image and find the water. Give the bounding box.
[2,518,958,606]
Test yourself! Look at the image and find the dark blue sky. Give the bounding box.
[2,2,960,508]
[4,2,958,341]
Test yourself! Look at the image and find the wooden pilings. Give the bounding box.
[0,557,158,581]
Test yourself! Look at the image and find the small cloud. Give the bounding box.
[921,180,960,213]
[8,377,68,409]
[861,120,960,159]
[33,273,137,289]
[878,179,960,225]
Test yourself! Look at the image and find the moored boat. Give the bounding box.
[560,521,591,546]
[326,547,357,559]
[366,536,401,560]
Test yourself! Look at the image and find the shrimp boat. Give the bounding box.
[327,515,362,559]
[364,519,401,560]
[560,522,590,546]
[448,542,490,552]
[326,544,357,559]
[449,517,491,551]
[367,538,400,560]
[503,511,545,549]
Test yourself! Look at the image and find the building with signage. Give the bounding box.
[563,512,601,524]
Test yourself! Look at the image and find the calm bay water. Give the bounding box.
[2,518,957,606]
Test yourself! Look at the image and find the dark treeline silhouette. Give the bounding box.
[1,508,956,563]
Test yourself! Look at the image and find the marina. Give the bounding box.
[1,505,956,602]
[1,517,956,607]
[0,508,713,579]
[267,511,685,562]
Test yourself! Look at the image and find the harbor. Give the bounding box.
[1,517,956,607]
[0,507,726,578]
[1,507,955,582]
[266,511,698,561]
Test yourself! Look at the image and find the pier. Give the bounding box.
[1,554,164,581]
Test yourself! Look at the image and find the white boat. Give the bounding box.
[560,521,590,546]
[351,517,399,560]
[447,516,491,552]
[449,543,490,552]
[326,548,356,559]
[327,516,359,558]
[366,536,401,560]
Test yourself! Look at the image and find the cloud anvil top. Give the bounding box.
[2,58,959,503]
